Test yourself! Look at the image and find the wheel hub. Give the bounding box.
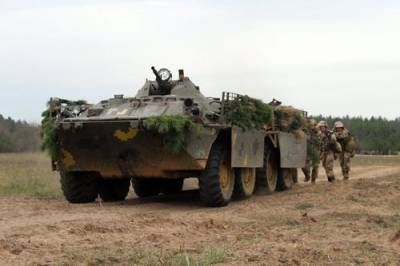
[242,169,253,189]
[220,164,230,189]
[267,160,277,184]
[219,157,232,193]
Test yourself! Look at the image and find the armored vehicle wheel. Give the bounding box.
[60,171,99,203]
[277,168,294,191]
[99,178,131,202]
[233,168,256,199]
[199,142,235,207]
[161,179,184,195]
[256,148,278,193]
[131,177,161,198]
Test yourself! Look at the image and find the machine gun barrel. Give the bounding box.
[151,66,162,83]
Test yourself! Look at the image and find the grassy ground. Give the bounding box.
[59,246,231,266]
[0,153,60,199]
[0,153,399,265]
[352,154,400,166]
[0,174,399,265]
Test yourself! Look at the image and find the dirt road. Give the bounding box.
[0,161,400,265]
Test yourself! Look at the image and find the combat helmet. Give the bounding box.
[317,120,328,128]
[334,121,344,128]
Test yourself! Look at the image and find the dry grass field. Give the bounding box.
[0,153,60,199]
[0,153,399,265]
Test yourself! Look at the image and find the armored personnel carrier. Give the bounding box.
[44,67,306,207]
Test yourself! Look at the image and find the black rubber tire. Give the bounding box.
[277,168,294,191]
[60,171,99,203]
[131,177,161,198]
[161,179,184,195]
[99,178,131,202]
[256,147,278,194]
[233,168,256,199]
[199,141,235,207]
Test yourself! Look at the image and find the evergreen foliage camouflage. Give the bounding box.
[225,96,273,130]
[40,100,87,159]
[40,106,60,159]
[143,115,198,154]
[274,106,307,132]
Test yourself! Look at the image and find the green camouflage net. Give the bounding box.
[225,96,273,130]
[41,99,87,159]
[143,115,199,154]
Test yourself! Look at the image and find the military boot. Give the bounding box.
[302,167,310,182]
[342,169,349,180]
[311,168,318,184]
[327,176,335,182]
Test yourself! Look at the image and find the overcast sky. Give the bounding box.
[0,0,399,122]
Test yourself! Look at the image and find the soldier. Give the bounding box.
[302,119,321,183]
[318,120,341,182]
[334,121,355,180]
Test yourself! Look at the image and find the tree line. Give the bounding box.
[0,114,399,154]
[0,114,40,152]
[312,115,400,155]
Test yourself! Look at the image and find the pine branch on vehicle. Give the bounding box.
[40,99,87,159]
[143,115,200,154]
[274,106,307,133]
[40,106,60,159]
[225,95,273,130]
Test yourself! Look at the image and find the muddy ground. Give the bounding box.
[0,155,400,265]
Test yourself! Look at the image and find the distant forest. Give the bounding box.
[0,114,399,154]
[0,114,40,153]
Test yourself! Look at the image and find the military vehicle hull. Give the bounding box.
[58,120,306,175]
[58,121,219,178]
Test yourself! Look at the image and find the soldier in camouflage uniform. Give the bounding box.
[318,120,342,182]
[302,119,321,183]
[334,121,355,180]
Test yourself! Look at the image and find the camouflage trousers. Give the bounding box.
[339,152,351,179]
[322,151,335,181]
[302,159,319,183]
